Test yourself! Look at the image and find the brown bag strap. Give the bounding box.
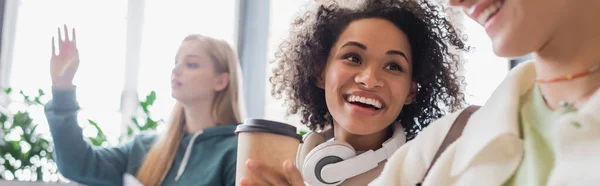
[417,105,481,186]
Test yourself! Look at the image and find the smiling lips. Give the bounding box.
[468,0,504,26]
[345,92,386,111]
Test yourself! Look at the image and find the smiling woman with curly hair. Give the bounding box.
[240,0,470,185]
[271,0,469,139]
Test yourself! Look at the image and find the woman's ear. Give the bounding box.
[315,68,326,89]
[316,75,325,89]
[214,73,230,91]
[404,82,417,105]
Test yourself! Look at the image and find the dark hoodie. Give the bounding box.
[45,87,238,186]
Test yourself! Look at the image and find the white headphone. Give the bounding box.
[295,124,406,186]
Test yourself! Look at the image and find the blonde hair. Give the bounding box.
[135,34,246,186]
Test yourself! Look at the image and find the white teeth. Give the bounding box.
[477,0,503,25]
[347,95,383,109]
[367,99,375,106]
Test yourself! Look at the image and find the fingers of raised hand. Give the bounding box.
[72,27,77,45]
[51,36,56,57]
[63,24,70,41]
[57,27,63,43]
[57,25,76,46]
[53,25,79,58]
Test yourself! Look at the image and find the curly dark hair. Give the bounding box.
[270,0,469,139]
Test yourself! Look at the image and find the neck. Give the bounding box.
[533,1,600,110]
[332,122,392,152]
[181,100,215,133]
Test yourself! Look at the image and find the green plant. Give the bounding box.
[298,130,308,137]
[127,91,164,139]
[85,91,163,146]
[0,88,57,181]
[0,87,164,182]
[86,119,108,147]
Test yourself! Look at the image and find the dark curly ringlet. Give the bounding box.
[270,0,470,140]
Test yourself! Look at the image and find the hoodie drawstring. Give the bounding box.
[174,131,203,182]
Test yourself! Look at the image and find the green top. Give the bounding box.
[44,87,238,186]
[504,84,576,186]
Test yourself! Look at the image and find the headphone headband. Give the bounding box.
[297,123,406,185]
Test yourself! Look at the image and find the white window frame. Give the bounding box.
[0,0,19,108]
[119,0,145,142]
[237,0,270,119]
[0,0,256,142]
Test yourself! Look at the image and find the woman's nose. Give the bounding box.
[355,68,383,89]
[172,65,182,76]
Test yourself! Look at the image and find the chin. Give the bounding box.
[171,92,184,101]
[340,121,385,136]
[492,41,534,58]
[491,31,542,58]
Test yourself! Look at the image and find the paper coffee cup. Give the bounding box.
[234,119,303,186]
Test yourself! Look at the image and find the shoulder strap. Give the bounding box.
[417,105,481,185]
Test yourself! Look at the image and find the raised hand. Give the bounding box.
[50,24,80,89]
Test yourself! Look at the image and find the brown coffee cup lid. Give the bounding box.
[235,119,303,142]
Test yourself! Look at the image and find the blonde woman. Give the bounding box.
[45,25,245,186]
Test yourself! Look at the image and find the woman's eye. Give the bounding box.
[344,54,361,64]
[187,63,199,68]
[385,63,402,71]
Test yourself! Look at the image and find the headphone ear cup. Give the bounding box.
[302,140,356,186]
[296,132,327,170]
